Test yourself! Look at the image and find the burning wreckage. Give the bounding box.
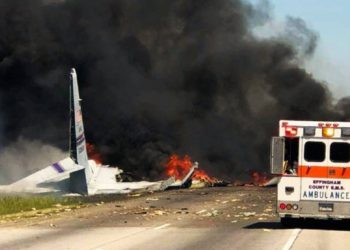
[0,69,200,195]
[164,155,231,188]
[0,68,271,196]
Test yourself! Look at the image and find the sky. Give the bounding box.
[248,0,350,99]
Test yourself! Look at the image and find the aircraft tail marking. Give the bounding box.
[52,162,65,173]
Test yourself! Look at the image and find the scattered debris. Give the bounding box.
[128,193,142,197]
[211,210,220,216]
[243,212,256,217]
[196,208,221,217]
[134,211,147,215]
[196,209,207,215]
[146,198,159,201]
[153,210,166,216]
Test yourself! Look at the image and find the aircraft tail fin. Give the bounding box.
[69,68,93,194]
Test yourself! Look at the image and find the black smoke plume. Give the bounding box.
[0,0,347,181]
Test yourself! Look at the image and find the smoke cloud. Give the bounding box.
[0,137,66,184]
[0,0,347,181]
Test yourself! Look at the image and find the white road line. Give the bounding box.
[282,229,301,250]
[154,223,171,230]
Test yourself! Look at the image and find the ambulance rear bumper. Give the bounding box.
[277,200,350,220]
[279,213,350,220]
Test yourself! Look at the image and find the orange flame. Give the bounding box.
[165,154,193,180]
[86,143,102,165]
[193,169,218,183]
[164,154,215,183]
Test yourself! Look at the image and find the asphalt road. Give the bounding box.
[1,187,350,250]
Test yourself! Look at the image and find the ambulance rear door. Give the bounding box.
[299,137,329,202]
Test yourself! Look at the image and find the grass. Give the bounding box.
[0,195,81,215]
[0,193,136,216]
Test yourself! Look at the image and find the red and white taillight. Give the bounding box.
[279,203,298,211]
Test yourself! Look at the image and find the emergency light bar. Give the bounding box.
[279,120,350,138]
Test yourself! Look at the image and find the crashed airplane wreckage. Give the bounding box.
[0,68,197,195]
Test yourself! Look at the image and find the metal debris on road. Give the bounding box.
[243,212,256,217]
[128,193,142,197]
[134,211,147,215]
[146,198,159,201]
[196,209,207,215]
[153,210,166,216]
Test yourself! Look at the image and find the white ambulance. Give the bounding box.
[271,120,350,225]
